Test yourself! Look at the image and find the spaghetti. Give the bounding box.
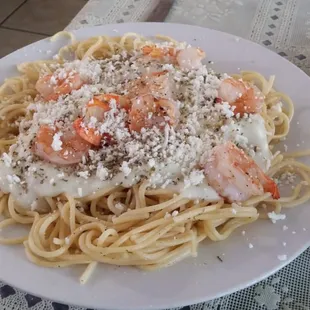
[0,32,309,285]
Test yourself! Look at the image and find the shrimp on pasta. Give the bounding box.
[204,142,280,202]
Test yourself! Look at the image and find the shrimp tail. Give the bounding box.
[263,176,280,199]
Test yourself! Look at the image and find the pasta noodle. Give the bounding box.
[0,31,309,285]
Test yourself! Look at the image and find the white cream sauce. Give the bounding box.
[167,182,220,201]
[223,114,272,171]
[0,162,220,209]
[0,114,271,209]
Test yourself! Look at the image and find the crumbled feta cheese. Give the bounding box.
[2,153,12,167]
[283,225,288,231]
[248,243,253,249]
[267,211,286,223]
[217,102,234,118]
[147,159,155,168]
[172,210,179,217]
[49,178,55,185]
[30,201,38,211]
[51,132,63,151]
[184,169,204,188]
[77,171,89,179]
[96,164,109,181]
[279,172,296,185]
[277,254,287,261]
[88,116,97,128]
[241,230,246,236]
[57,172,65,179]
[120,161,131,177]
[50,75,57,85]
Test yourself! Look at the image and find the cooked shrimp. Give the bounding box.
[35,72,84,101]
[73,118,102,146]
[141,45,205,70]
[128,71,172,100]
[141,45,176,58]
[86,93,131,121]
[176,47,206,70]
[33,125,91,165]
[129,95,179,132]
[204,142,279,202]
[74,94,129,146]
[218,78,264,116]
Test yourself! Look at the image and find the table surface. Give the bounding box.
[1,1,310,309]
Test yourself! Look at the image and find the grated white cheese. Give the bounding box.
[2,153,12,167]
[57,172,65,179]
[51,132,63,151]
[184,169,204,188]
[172,210,179,217]
[277,254,287,261]
[216,102,234,118]
[77,171,89,179]
[267,211,286,224]
[278,172,296,185]
[120,161,131,177]
[30,201,38,211]
[96,163,109,181]
[147,158,156,168]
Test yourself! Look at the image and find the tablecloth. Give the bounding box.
[1,1,310,309]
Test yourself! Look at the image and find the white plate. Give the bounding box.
[1,23,310,310]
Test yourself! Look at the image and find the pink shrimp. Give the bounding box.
[86,93,131,119]
[74,94,130,146]
[204,142,279,202]
[127,71,172,100]
[218,78,264,116]
[128,95,178,132]
[33,125,91,165]
[126,71,179,132]
[141,45,205,70]
[35,72,84,101]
